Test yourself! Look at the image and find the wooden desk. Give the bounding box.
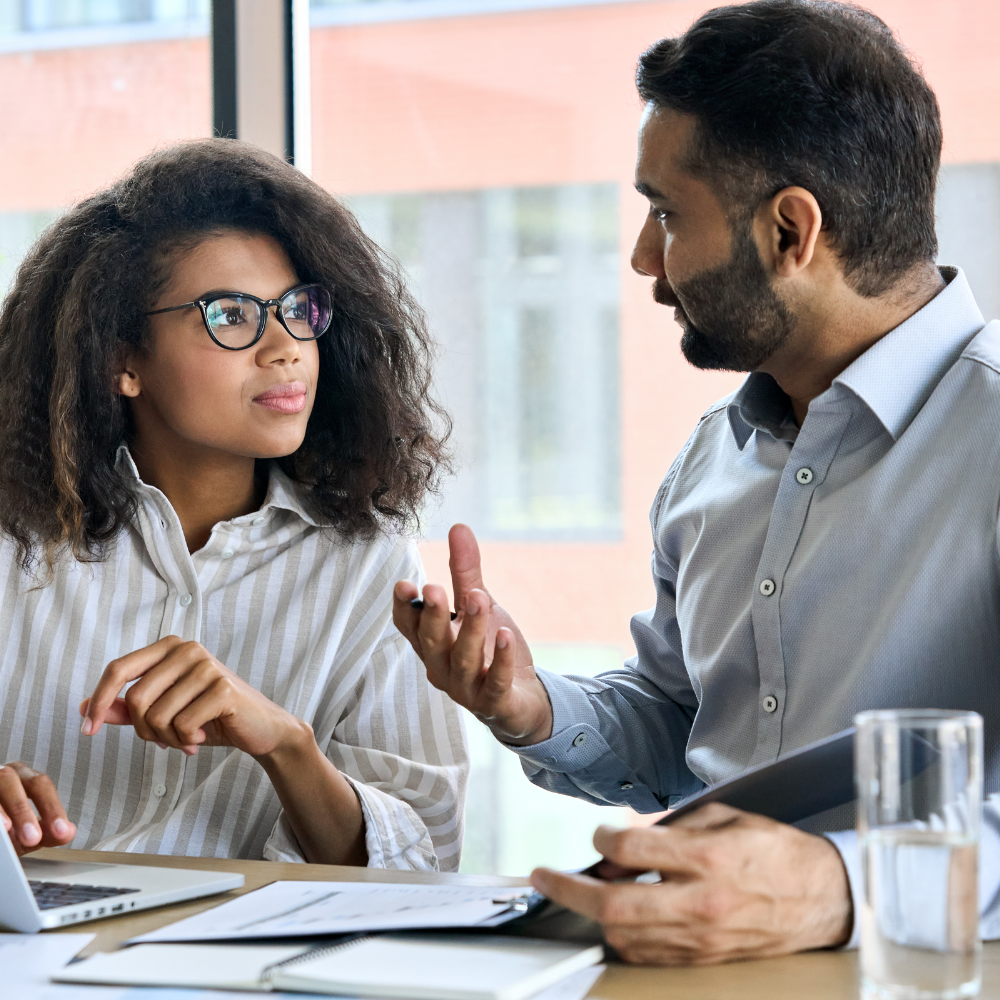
[38,847,1000,999]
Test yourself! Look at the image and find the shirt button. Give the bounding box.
[252,516,266,527]
[152,783,167,798]
[620,781,634,790]
[221,549,234,559]
[179,593,192,607]
[572,732,587,748]
[759,579,776,597]
[762,695,778,713]
[795,467,814,485]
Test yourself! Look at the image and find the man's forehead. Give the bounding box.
[635,105,699,194]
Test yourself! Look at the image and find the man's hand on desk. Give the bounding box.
[0,761,76,855]
[392,523,554,745]
[530,803,853,966]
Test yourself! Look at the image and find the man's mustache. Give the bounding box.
[653,278,680,308]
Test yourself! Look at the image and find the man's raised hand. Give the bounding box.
[392,524,554,745]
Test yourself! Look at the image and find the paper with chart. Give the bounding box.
[132,880,534,942]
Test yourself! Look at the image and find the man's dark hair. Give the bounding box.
[636,0,941,296]
[0,139,450,569]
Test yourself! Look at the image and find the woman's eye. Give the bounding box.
[221,306,246,326]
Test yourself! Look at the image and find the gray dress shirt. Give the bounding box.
[509,268,1000,941]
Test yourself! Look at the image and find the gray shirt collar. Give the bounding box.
[727,266,984,450]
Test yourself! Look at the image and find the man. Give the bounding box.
[394,0,1000,964]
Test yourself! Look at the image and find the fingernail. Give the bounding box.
[156,742,168,750]
[52,818,70,837]
[80,717,93,735]
[423,596,436,609]
[497,634,508,650]
[466,599,479,616]
[183,746,197,756]
[21,823,39,843]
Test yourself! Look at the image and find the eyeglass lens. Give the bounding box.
[203,286,332,348]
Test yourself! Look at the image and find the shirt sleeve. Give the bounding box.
[504,490,703,812]
[824,791,1000,950]
[264,542,469,872]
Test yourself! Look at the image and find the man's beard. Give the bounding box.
[654,223,795,372]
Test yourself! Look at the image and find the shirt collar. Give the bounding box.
[832,266,983,440]
[115,444,322,528]
[727,267,984,449]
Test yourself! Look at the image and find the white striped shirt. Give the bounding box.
[0,448,468,870]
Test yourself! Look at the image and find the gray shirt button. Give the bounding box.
[762,695,778,713]
[572,732,587,748]
[179,593,193,607]
[759,579,776,596]
[221,549,234,559]
[795,467,814,485]
[252,516,266,526]
[153,783,167,798]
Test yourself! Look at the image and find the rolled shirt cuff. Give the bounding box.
[261,777,439,872]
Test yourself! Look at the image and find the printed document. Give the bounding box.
[133,880,531,942]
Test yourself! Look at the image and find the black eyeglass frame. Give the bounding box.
[146,283,333,351]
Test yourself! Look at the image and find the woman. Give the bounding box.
[0,139,467,870]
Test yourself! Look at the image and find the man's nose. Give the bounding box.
[631,215,666,279]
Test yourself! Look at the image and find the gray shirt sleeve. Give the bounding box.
[504,535,704,812]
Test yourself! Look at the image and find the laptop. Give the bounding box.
[0,825,244,932]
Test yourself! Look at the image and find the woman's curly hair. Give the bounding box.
[0,139,450,570]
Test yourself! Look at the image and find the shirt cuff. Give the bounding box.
[503,668,605,766]
[823,828,861,950]
[342,774,440,872]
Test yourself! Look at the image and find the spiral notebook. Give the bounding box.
[54,934,605,1000]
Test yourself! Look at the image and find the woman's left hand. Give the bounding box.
[80,635,303,758]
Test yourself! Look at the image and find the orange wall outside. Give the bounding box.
[2,0,999,653]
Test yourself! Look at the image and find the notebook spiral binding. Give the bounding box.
[262,934,374,982]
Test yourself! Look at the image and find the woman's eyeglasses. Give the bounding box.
[146,283,333,351]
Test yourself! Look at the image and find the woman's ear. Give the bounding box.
[117,360,142,398]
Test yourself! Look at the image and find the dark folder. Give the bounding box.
[659,726,856,827]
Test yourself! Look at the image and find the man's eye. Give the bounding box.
[651,206,671,223]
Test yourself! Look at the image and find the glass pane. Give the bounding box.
[0,1,210,298]
[311,0,745,876]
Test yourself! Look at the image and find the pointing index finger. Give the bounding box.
[83,635,186,736]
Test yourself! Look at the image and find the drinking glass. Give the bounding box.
[856,709,983,999]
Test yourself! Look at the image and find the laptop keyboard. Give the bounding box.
[28,880,140,911]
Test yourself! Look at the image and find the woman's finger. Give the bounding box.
[16,766,75,845]
[84,634,187,735]
[144,658,225,750]
[0,764,41,850]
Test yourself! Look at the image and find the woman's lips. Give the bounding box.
[253,381,307,414]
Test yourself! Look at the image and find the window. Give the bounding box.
[350,183,620,539]
[936,164,1000,322]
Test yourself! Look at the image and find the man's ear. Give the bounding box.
[759,186,823,278]
[117,358,141,398]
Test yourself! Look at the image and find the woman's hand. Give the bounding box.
[0,761,76,855]
[80,635,301,759]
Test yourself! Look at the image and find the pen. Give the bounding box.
[410,598,458,620]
